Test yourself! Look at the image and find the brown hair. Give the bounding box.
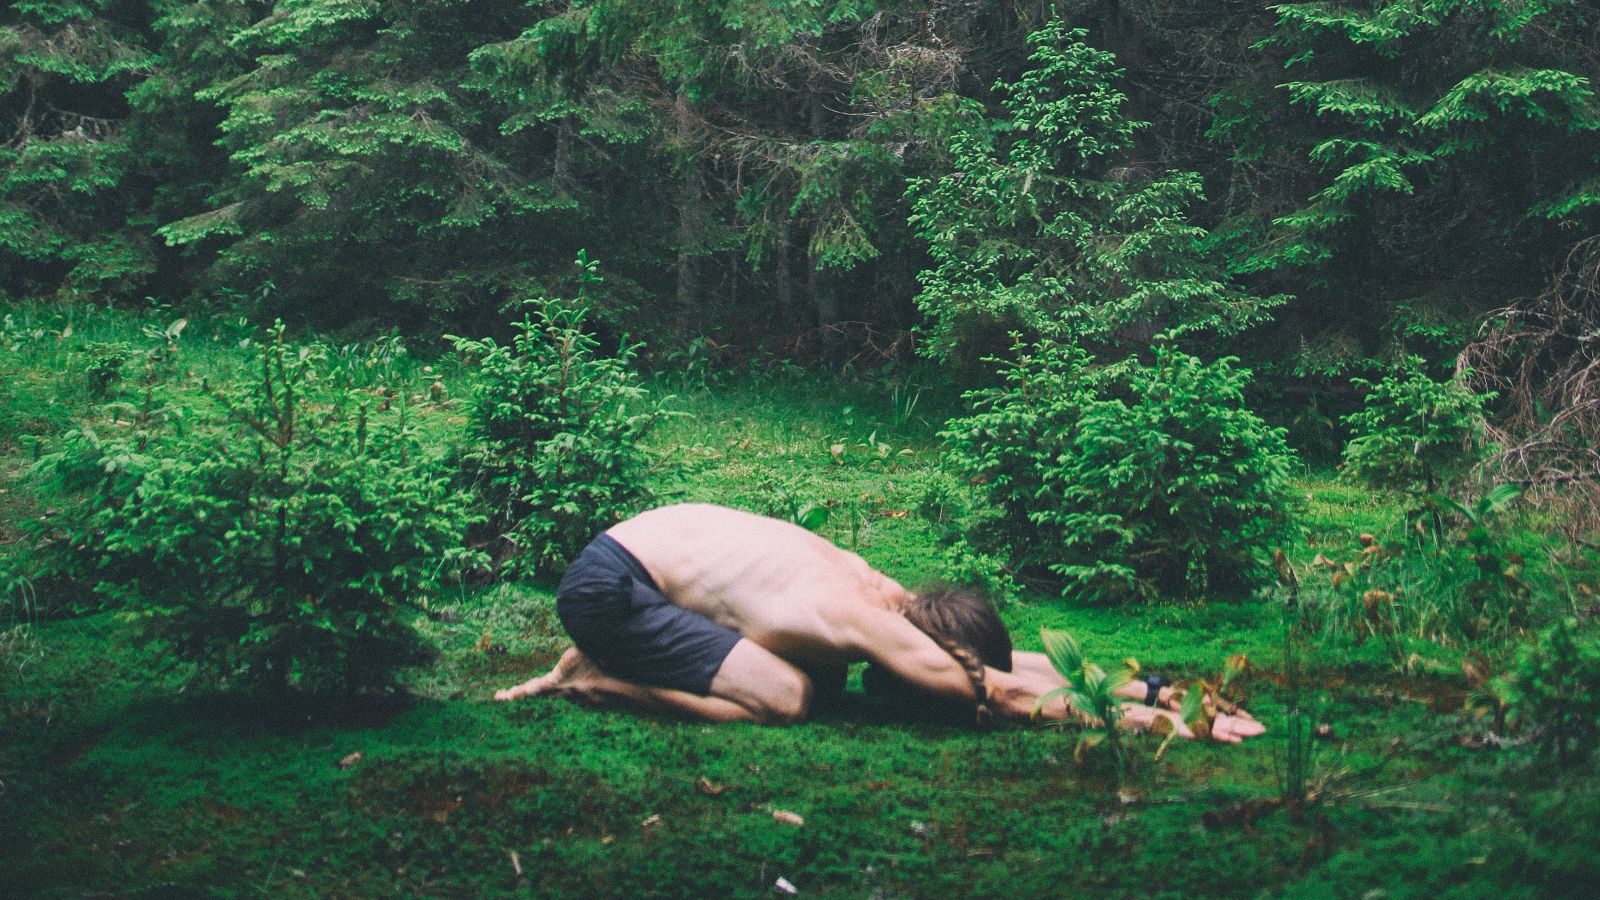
[871,585,1012,727]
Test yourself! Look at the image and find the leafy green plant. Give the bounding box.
[1342,358,1492,505]
[449,253,672,576]
[81,342,133,397]
[31,323,478,696]
[1034,628,1137,776]
[945,341,1296,603]
[1272,550,1319,817]
[1500,616,1600,763]
[1304,488,1535,667]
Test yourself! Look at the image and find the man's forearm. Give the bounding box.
[985,667,1070,722]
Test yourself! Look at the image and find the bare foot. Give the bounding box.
[494,646,594,701]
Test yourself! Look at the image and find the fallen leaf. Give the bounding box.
[774,876,799,895]
[430,796,463,823]
[1313,723,1336,741]
[879,509,909,519]
[829,444,845,460]
[338,751,364,769]
[640,814,662,828]
[771,810,804,827]
[1358,533,1376,547]
[695,777,731,796]
[1462,652,1490,687]
[1311,552,1338,569]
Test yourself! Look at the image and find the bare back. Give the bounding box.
[606,504,912,663]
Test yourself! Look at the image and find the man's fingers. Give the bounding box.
[1213,714,1266,742]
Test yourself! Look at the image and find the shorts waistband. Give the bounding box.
[558,531,657,597]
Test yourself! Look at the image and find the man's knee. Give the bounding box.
[709,639,814,725]
[759,668,812,725]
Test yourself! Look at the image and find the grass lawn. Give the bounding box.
[2,309,1596,897]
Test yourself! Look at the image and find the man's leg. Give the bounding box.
[496,638,814,725]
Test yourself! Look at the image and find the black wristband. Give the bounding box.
[1143,675,1168,707]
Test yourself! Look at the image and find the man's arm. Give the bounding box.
[839,607,1067,722]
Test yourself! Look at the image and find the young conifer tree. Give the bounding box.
[907,20,1283,364]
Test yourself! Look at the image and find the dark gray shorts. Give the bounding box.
[555,533,742,696]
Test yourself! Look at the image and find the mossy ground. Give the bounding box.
[2,307,1596,897]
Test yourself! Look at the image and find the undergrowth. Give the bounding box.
[2,304,1597,898]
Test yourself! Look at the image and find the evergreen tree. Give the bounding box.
[908,20,1281,364]
[157,0,568,326]
[1211,0,1600,372]
[0,0,157,300]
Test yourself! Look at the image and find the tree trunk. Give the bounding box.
[809,241,840,361]
[776,219,793,318]
[674,92,700,324]
[807,80,840,360]
[553,117,574,192]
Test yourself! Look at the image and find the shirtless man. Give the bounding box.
[495,504,1264,742]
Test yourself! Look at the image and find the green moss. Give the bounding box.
[3,305,1597,897]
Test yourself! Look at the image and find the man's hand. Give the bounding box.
[1119,703,1266,743]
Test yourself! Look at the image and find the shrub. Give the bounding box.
[941,339,1095,593]
[1342,358,1491,495]
[450,254,671,576]
[1499,616,1600,763]
[31,324,478,696]
[944,342,1295,603]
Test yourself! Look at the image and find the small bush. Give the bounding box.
[944,342,1295,603]
[31,324,479,696]
[1501,616,1600,763]
[450,254,671,577]
[1342,358,1491,494]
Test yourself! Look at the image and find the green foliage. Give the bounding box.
[152,0,581,322]
[6,313,1600,899]
[0,0,157,299]
[1341,358,1491,494]
[1034,627,1136,775]
[945,341,1296,603]
[1212,0,1600,370]
[29,323,478,696]
[1502,616,1600,762]
[450,254,670,576]
[907,20,1282,362]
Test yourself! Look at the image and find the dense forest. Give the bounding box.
[5,0,1596,360]
[5,1,1600,895]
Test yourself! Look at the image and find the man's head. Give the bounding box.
[865,585,1011,725]
[901,586,1012,672]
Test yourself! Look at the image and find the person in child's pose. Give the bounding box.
[495,504,1263,742]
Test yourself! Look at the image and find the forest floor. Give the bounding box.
[2,308,1597,897]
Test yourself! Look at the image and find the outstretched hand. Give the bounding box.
[1209,713,1266,744]
[1119,703,1267,743]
